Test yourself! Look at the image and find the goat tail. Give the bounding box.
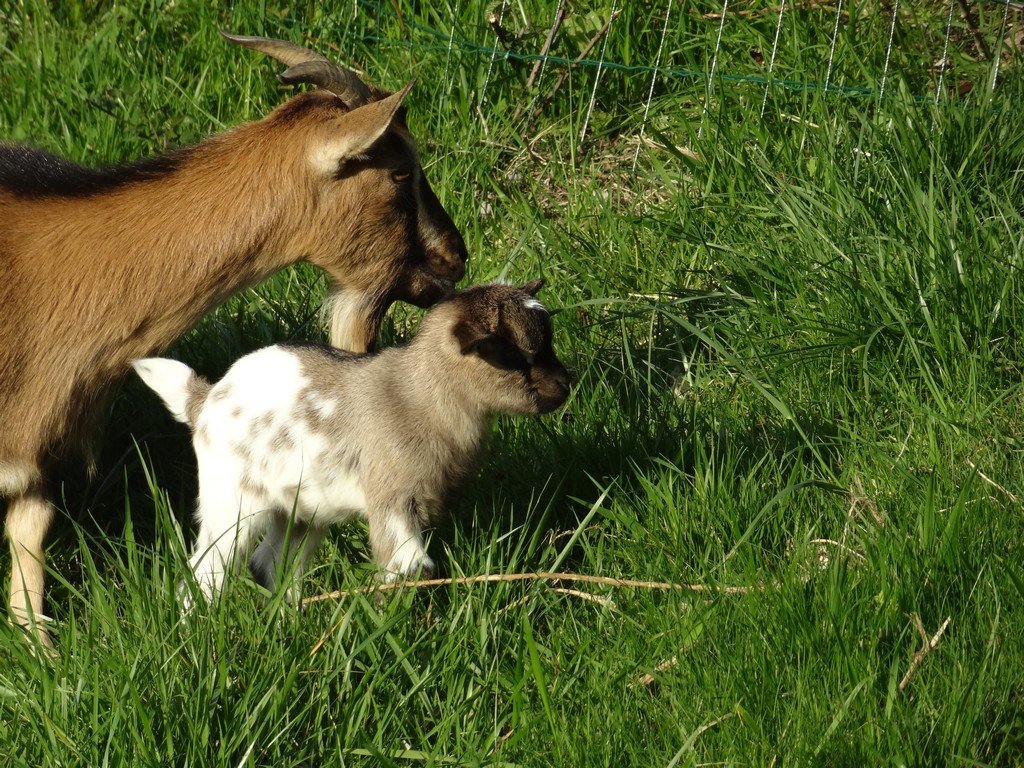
[132,358,211,429]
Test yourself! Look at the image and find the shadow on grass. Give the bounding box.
[27,292,847,628]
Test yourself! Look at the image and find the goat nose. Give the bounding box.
[447,256,466,282]
[554,365,571,391]
[426,246,466,282]
[449,232,469,265]
[542,366,571,408]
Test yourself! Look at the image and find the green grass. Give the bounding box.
[2,0,1024,765]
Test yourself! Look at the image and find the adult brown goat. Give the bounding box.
[0,31,468,644]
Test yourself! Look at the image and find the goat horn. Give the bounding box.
[219,30,372,108]
[277,60,372,108]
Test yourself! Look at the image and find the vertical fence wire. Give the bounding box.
[632,0,674,172]
[698,0,730,139]
[824,0,844,92]
[878,0,900,107]
[440,0,462,113]
[935,0,956,103]
[989,0,1012,93]
[760,0,787,117]
[479,0,509,111]
[579,0,619,148]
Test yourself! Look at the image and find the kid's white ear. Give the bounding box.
[132,358,198,425]
[310,80,415,173]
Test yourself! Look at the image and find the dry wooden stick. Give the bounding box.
[302,571,759,605]
[531,10,622,119]
[898,614,952,692]
[494,593,534,617]
[690,710,736,743]
[957,0,992,60]
[525,3,569,90]
[389,0,407,34]
[967,459,1019,504]
[550,587,617,609]
[633,655,680,687]
[487,10,518,51]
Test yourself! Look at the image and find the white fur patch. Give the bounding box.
[0,462,35,496]
[194,347,307,448]
[383,515,433,579]
[324,287,372,352]
[311,395,337,419]
[523,297,547,313]
[310,143,369,176]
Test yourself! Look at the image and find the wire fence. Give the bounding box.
[347,0,1022,141]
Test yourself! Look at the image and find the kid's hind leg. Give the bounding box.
[6,488,53,645]
[250,514,326,604]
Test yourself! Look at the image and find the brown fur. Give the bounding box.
[1,51,467,642]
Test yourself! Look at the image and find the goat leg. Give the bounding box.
[367,499,435,582]
[6,488,53,646]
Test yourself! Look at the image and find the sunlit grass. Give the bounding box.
[1,0,1023,765]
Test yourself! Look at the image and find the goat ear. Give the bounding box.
[520,278,544,296]
[313,80,415,170]
[452,320,491,355]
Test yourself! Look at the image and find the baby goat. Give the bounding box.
[133,281,569,602]
[0,31,468,641]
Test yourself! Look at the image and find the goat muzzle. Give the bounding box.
[532,364,571,414]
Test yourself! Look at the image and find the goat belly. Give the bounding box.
[278,465,367,524]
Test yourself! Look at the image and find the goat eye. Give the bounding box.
[391,170,412,184]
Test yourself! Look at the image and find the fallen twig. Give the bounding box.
[494,593,534,617]
[690,710,736,742]
[531,10,621,120]
[525,4,569,90]
[633,655,680,687]
[494,583,617,617]
[967,459,1019,504]
[631,135,702,161]
[666,710,738,764]
[957,0,991,60]
[898,614,951,692]
[389,0,406,35]
[490,727,515,756]
[550,587,617,609]
[302,571,760,605]
[487,9,518,51]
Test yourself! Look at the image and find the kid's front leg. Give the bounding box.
[366,499,435,582]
